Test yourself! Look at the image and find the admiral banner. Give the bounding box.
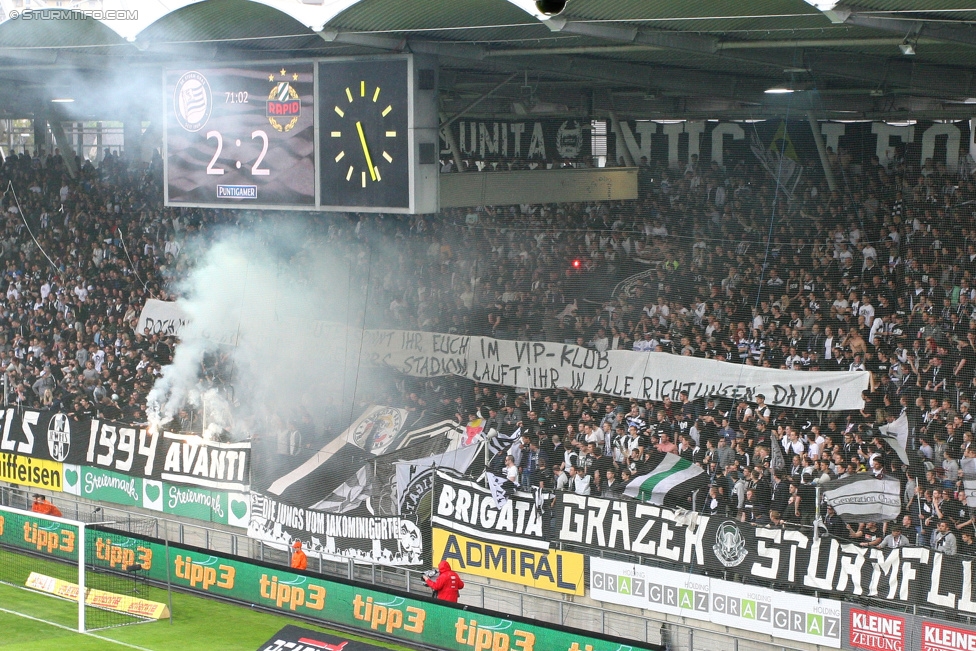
[433,528,584,596]
[362,330,868,411]
[555,494,976,621]
[248,492,423,566]
[591,557,841,648]
[432,473,549,551]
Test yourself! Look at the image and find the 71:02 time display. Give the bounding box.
[225,91,248,103]
[205,129,270,176]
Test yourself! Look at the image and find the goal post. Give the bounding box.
[0,503,162,632]
[0,503,86,631]
[78,515,86,633]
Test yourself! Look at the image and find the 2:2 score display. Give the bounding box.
[166,63,316,208]
[205,129,270,176]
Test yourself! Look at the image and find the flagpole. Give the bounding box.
[814,485,821,543]
[917,491,924,545]
[483,438,490,489]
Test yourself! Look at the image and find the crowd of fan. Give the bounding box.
[2,140,976,555]
[393,144,976,558]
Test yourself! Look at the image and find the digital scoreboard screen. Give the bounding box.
[164,63,316,210]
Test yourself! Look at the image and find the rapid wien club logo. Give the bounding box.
[267,68,301,133]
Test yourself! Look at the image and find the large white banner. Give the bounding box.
[136,300,868,410]
[591,557,841,648]
[363,330,869,411]
[137,299,189,337]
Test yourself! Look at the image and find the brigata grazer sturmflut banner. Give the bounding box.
[554,493,976,620]
[0,408,250,493]
[362,330,868,410]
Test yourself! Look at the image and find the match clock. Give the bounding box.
[319,57,411,211]
[164,63,317,210]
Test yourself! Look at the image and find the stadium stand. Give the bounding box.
[1,132,972,556]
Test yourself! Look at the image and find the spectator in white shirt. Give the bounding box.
[568,465,592,495]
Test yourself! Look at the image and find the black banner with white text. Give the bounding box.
[0,408,250,492]
[554,494,976,619]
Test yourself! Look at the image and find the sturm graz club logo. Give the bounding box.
[46,413,70,462]
[173,71,212,132]
[713,520,748,568]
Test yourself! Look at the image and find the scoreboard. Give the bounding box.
[164,55,439,214]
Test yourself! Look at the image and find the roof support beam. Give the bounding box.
[539,19,975,98]
[804,51,976,98]
[318,29,767,99]
[544,16,719,53]
[717,37,937,50]
[838,7,976,48]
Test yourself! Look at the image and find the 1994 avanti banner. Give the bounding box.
[363,330,868,411]
[0,408,250,493]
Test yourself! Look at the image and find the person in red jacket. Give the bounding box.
[290,540,307,571]
[424,560,464,602]
[31,495,62,518]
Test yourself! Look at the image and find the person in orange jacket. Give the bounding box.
[31,494,62,518]
[290,539,307,570]
[424,560,464,602]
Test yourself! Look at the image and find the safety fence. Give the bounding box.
[0,484,836,651]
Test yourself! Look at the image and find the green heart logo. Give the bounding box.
[145,484,160,502]
[65,469,78,486]
[231,499,247,519]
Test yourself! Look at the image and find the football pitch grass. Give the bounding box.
[0,550,419,651]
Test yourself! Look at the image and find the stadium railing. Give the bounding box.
[0,485,886,651]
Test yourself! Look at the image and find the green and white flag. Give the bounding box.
[623,452,708,508]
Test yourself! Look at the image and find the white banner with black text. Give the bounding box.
[362,330,868,411]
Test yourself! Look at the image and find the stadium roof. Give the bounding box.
[1,0,976,120]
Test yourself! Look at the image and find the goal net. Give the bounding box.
[0,504,158,632]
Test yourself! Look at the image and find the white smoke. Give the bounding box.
[147,219,375,442]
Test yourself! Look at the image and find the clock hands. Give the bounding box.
[356,121,378,182]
